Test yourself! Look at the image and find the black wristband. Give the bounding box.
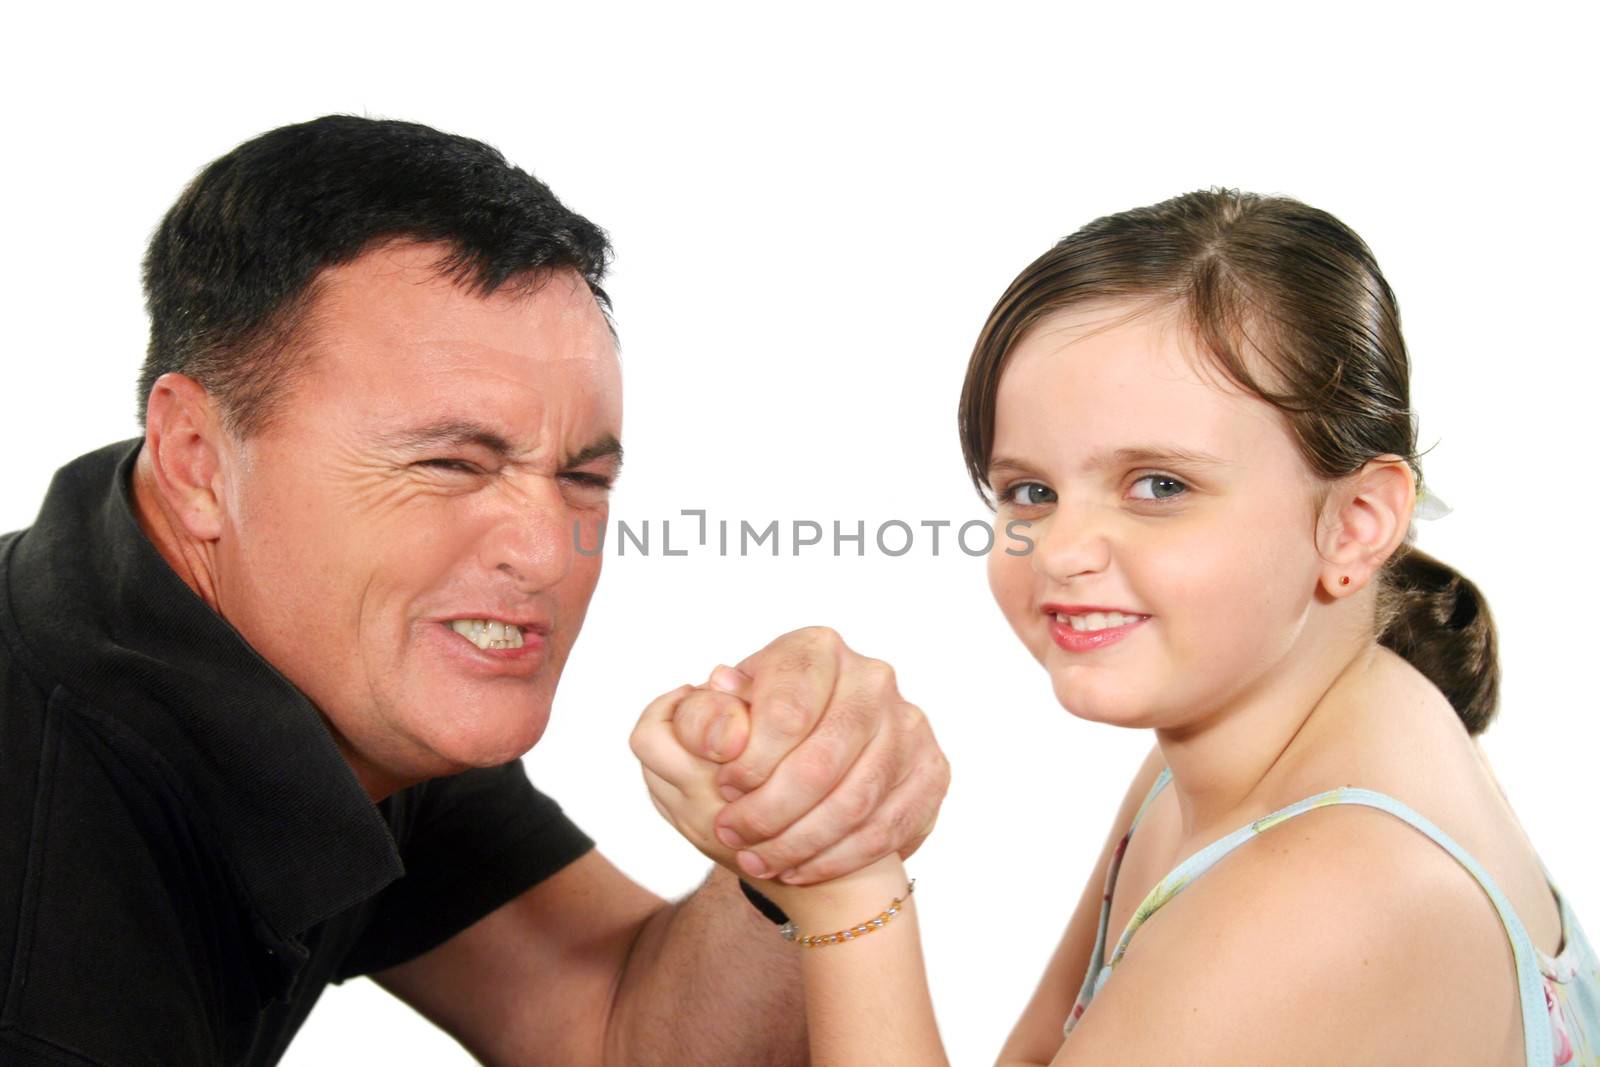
[738,878,790,925]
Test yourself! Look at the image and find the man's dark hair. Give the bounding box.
[137,114,612,436]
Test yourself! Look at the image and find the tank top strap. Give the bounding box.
[1101,782,1554,1067]
[1064,764,1178,1035]
[1127,764,1172,834]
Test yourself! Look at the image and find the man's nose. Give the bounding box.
[477,481,574,591]
[1029,504,1112,583]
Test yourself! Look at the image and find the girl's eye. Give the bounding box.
[1001,481,1057,507]
[1128,474,1188,501]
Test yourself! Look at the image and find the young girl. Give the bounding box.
[632,189,1600,1065]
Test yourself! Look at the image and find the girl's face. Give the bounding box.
[986,301,1330,728]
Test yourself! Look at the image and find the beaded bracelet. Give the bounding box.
[778,879,916,947]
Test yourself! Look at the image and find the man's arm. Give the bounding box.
[377,625,948,1065]
[373,849,805,1067]
[601,866,805,1065]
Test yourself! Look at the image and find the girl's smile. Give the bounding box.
[1041,604,1152,652]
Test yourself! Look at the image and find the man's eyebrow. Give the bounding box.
[563,434,624,473]
[377,419,515,457]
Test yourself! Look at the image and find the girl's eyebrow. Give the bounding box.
[987,445,1230,481]
[985,456,1043,482]
[1091,445,1231,470]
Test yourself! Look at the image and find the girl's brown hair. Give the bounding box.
[959,188,1498,734]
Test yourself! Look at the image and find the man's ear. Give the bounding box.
[142,373,229,542]
[1314,455,1416,598]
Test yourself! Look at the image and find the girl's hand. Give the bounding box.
[630,681,752,869]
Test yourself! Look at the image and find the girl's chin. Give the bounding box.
[1059,703,1148,727]
[1049,677,1152,727]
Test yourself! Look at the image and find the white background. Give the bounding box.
[3,3,1595,1064]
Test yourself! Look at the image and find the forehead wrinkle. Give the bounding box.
[407,346,617,384]
[375,418,515,456]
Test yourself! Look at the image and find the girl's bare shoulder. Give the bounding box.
[1061,792,1525,1065]
[1277,650,1561,964]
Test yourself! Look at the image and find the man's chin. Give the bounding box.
[373,669,560,780]
[421,700,554,772]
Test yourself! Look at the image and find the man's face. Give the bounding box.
[211,242,621,793]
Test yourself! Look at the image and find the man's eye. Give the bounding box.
[560,472,614,495]
[1000,481,1056,507]
[416,458,481,474]
[1128,474,1188,501]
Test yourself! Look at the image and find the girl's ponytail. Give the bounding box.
[1377,548,1499,735]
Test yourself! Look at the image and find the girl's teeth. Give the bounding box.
[1057,611,1140,632]
[449,618,525,650]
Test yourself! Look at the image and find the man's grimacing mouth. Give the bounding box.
[446,618,529,651]
[1045,609,1150,634]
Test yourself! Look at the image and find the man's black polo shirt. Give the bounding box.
[0,441,596,1066]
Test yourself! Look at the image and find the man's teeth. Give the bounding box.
[449,619,526,650]
[1054,611,1141,632]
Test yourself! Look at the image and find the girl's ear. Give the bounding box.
[1314,456,1415,598]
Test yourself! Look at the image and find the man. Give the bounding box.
[0,116,949,1066]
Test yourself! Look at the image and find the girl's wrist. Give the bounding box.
[750,853,909,931]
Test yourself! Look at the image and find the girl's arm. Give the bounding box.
[762,736,1163,1067]
[632,683,949,1066]
[756,856,948,1067]
[995,742,1168,1066]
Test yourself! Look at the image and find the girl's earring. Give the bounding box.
[1339,576,1351,586]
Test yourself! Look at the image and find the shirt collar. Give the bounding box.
[4,439,404,950]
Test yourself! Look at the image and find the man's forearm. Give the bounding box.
[604,867,808,1067]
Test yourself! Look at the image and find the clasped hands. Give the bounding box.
[630,626,949,912]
